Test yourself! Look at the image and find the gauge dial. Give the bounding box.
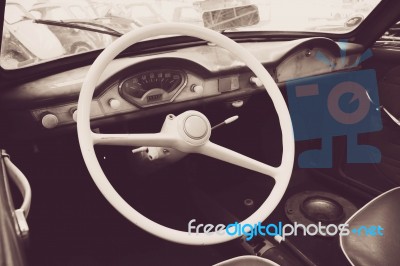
[119,69,186,107]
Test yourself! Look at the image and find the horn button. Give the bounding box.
[184,115,208,139]
[176,111,211,146]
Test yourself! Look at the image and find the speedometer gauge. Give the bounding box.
[119,69,186,107]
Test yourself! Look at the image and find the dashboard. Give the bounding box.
[0,37,364,140]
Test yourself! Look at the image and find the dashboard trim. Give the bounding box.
[0,37,366,139]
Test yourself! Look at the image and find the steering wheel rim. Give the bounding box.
[77,23,294,245]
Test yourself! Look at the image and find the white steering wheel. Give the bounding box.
[77,23,294,245]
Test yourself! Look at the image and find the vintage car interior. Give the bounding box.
[1,0,400,265]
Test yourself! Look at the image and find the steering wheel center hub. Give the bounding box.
[176,111,211,146]
[184,115,208,139]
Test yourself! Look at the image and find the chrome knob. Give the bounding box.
[41,113,58,129]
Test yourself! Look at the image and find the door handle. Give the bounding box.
[2,150,31,238]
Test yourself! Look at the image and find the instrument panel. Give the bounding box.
[20,38,364,134]
[30,67,248,129]
[119,69,187,107]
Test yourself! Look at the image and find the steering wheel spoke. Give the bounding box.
[91,132,177,147]
[197,141,279,179]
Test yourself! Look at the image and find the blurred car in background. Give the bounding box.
[29,0,113,54]
[90,1,166,26]
[1,0,65,68]
[172,6,203,25]
[123,2,167,26]
[89,0,142,33]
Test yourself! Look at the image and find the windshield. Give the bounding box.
[1,0,381,69]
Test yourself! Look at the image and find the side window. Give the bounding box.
[375,20,400,48]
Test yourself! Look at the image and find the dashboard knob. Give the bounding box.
[249,76,263,88]
[190,84,204,94]
[232,100,244,108]
[71,109,78,122]
[109,98,121,110]
[41,113,59,129]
